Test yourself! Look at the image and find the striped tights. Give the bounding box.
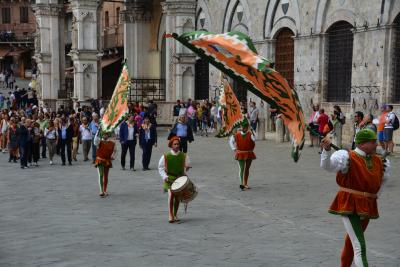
[341,215,370,267]
[97,164,110,194]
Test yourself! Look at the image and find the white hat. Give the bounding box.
[32,105,38,109]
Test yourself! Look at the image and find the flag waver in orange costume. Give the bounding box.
[229,120,256,190]
[320,129,390,267]
[94,132,116,198]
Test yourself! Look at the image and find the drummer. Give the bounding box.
[158,136,191,223]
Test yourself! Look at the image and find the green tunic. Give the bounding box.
[163,151,186,190]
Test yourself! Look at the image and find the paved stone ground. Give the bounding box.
[0,131,399,267]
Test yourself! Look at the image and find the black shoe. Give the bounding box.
[68,162,72,165]
[239,185,245,190]
[145,167,151,170]
[62,162,66,166]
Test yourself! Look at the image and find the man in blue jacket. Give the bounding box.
[119,116,138,170]
[168,114,194,153]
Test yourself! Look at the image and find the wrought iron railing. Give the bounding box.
[129,78,165,103]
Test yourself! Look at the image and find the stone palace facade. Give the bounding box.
[33,0,400,143]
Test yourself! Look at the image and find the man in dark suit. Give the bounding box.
[18,119,31,169]
[57,118,73,165]
[139,117,157,170]
[119,116,138,170]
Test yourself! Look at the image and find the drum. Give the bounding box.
[170,176,198,203]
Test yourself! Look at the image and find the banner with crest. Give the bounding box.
[166,31,305,161]
[100,63,130,133]
[216,79,247,137]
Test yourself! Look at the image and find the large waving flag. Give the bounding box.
[166,31,305,161]
[216,79,247,137]
[100,63,130,133]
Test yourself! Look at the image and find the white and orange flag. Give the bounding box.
[100,63,130,133]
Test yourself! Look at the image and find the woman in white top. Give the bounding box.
[1,114,9,152]
[44,120,58,164]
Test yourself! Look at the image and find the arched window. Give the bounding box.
[275,28,295,88]
[393,15,400,102]
[326,21,354,102]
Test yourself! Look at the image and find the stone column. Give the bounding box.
[162,0,196,102]
[69,0,101,104]
[122,0,152,79]
[33,1,65,110]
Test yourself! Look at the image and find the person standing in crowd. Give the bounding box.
[169,114,194,153]
[308,104,320,147]
[70,116,80,161]
[384,105,396,155]
[94,131,116,198]
[229,120,256,190]
[79,117,92,161]
[44,120,58,165]
[18,119,31,169]
[187,103,197,133]
[158,136,191,223]
[0,92,4,109]
[352,111,364,149]
[173,99,182,123]
[377,104,388,150]
[37,113,49,158]
[332,105,345,148]
[320,129,390,267]
[58,118,73,166]
[7,117,18,163]
[248,101,259,131]
[89,113,100,164]
[1,113,9,152]
[119,116,138,171]
[360,114,377,133]
[331,112,342,148]
[210,101,218,133]
[317,109,329,136]
[139,116,157,171]
[31,122,41,166]
[199,103,209,137]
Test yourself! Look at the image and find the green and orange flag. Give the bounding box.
[100,63,130,133]
[166,31,305,161]
[216,78,247,137]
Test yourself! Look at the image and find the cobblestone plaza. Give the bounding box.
[0,132,399,266]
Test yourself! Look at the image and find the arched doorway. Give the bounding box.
[195,59,209,100]
[393,14,400,102]
[274,28,295,87]
[326,21,354,102]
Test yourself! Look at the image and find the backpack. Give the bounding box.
[393,114,399,130]
[339,115,346,125]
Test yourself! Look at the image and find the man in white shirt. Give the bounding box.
[384,105,396,154]
[248,101,259,131]
[79,117,92,161]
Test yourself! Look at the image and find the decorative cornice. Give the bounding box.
[120,9,152,23]
[33,4,64,17]
[161,2,196,15]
